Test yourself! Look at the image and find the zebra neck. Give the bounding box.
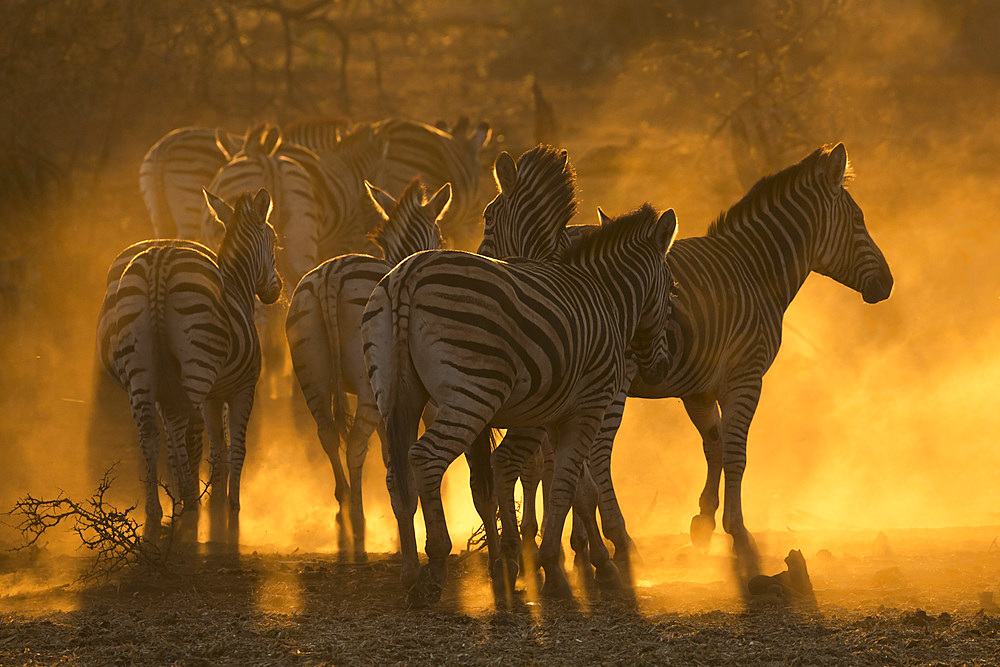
[578,252,646,335]
[219,262,258,317]
[716,211,816,310]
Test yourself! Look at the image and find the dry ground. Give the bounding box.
[2,528,999,665]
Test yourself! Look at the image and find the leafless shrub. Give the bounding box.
[5,464,183,581]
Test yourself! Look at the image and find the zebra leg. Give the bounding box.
[538,418,599,600]
[225,387,257,545]
[317,418,350,553]
[383,391,424,594]
[719,381,762,583]
[519,445,544,570]
[575,464,622,592]
[346,402,379,562]
[161,410,200,541]
[569,503,593,585]
[589,388,639,568]
[408,409,489,606]
[136,420,163,542]
[683,393,723,549]
[467,429,500,574]
[203,399,230,543]
[490,427,540,596]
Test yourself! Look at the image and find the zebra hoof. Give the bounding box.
[408,565,444,607]
[690,514,715,549]
[574,553,595,586]
[491,558,519,596]
[541,570,574,600]
[595,561,623,592]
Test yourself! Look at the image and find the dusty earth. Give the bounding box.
[1,527,999,665]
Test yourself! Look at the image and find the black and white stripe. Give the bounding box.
[285,178,450,559]
[139,127,239,239]
[481,143,894,580]
[104,189,281,541]
[369,118,491,250]
[362,204,677,604]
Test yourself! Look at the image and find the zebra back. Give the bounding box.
[283,116,352,154]
[140,127,237,239]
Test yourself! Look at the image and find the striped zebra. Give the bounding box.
[202,124,320,287]
[286,125,391,259]
[362,204,677,604]
[285,178,451,559]
[369,118,491,250]
[139,126,241,239]
[107,189,281,541]
[282,116,352,154]
[481,142,894,581]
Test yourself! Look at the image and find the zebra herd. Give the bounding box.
[98,116,893,606]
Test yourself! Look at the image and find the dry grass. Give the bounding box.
[2,530,999,665]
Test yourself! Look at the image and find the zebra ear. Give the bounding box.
[596,207,612,226]
[365,181,395,220]
[261,127,282,156]
[473,122,492,149]
[216,130,241,161]
[426,183,453,221]
[494,152,517,193]
[203,189,234,225]
[653,209,678,254]
[826,143,848,190]
[253,189,272,223]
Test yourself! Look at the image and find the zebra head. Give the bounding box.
[812,143,893,304]
[478,145,578,261]
[203,188,282,305]
[596,205,678,385]
[365,178,449,266]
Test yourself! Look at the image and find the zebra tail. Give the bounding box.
[320,270,352,444]
[148,287,198,421]
[468,428,497,502]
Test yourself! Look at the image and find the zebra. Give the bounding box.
[139,126,240,239]
[284,124,392,259]
[202,124,320,288]
[369,118,491,250]
[362,203,677,604]
[107,188,281,541]
[474,145,610,582]
[285,177,451,559]
[480,142,894,581]
[282,116,352,154]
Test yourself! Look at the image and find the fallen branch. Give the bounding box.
[5,464,181,581]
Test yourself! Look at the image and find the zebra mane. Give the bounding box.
[367,178,443,264]
[708,144,854,238]
[562,203,658,263]
[512,144,579,229]
[218,191,270,259]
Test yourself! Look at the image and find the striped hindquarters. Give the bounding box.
[97,239,215,388]
[140,128,232,239]
[286,254,390,437]
[112,246,228,418]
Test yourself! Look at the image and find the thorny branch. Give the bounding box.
[5,464,186,581]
